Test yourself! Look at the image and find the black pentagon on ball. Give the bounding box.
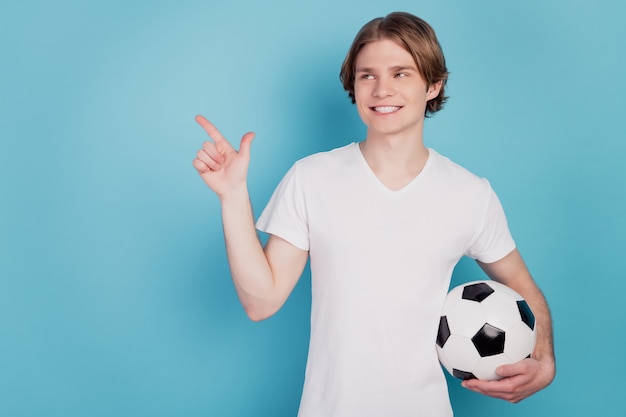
[471,323,506,357]
[436,316,451,348]
[453,369,476,380]
[462,282,495,302]
[517,300,536,330]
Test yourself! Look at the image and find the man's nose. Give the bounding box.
[373,77,395,97]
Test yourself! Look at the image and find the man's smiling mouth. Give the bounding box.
[372,106,401,114]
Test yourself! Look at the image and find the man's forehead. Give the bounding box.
[355,39,415,65]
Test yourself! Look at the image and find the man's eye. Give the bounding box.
[395,73,408,78]
[361,74,375,80]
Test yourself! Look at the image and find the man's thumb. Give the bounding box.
[239,132,255,157]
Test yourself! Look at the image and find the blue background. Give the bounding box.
[1,0,625,416]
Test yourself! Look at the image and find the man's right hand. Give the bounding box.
[192,115,256,199]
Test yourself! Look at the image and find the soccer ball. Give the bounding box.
[436,280,536,381]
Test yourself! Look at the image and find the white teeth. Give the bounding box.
[374,106,400,113]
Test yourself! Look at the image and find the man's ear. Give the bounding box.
[426,80,443,100]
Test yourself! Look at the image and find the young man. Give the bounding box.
[192,11,555,417]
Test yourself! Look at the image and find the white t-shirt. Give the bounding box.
[256,143,515,417]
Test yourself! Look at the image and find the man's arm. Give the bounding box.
[193,115,308,321]
[462,248,556,403]
[221,188,308,321]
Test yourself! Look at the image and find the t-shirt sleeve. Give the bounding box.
[256,163,310,251]
[464,182,516,263]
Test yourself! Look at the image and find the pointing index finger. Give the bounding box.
[195,115,232,149]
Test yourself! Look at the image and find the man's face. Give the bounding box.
[353,39,440,139]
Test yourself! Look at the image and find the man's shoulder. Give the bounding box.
[295,142,358,170]
[428,149,491,192]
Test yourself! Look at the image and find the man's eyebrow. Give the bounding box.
[355,65,418,73]
[389,65,418,72]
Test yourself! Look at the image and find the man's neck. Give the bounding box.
[359,130,429,191]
